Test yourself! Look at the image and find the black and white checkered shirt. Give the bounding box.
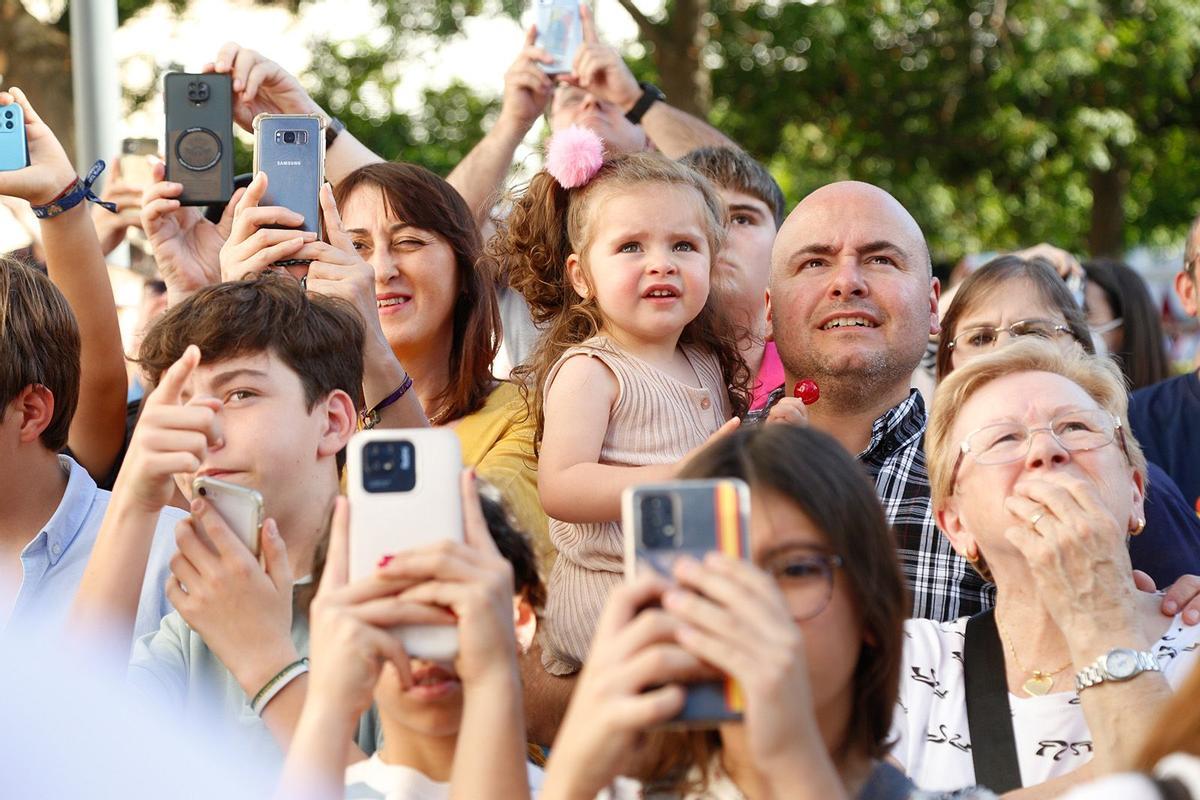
[749,387,995,621]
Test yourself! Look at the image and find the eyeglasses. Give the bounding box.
[947,409,1127,493]
[947,318,1073,353]
[759,551,844,620]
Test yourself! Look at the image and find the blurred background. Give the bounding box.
[3,0,1200,362]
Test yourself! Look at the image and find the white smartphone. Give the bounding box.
[347,428,464,661]
[535,0,584,74]
[191,476,265,556]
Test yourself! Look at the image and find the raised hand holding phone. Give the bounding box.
[91,153,147,256]
[166,494,299,700]
[219,171,317,281]
[562,4,641,112]
[141,159,243,306]
[0,88,77,203]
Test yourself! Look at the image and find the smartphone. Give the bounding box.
[119,137,159,190]
[252,113,325,250]
[191,476,265,557]
[0,101,29,172]
[347,428,464,661]
[535,0,584,74]
[164,72,234,206]
[623,478,751,727]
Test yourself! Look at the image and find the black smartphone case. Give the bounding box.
[622,479,751,727]
[252,114,325,239]
[164,72,234,206]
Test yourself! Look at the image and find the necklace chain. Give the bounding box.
[994,613,1073,684]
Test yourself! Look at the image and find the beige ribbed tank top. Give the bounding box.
[540,335,732,675]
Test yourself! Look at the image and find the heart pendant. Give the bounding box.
[1023,673,1054,696]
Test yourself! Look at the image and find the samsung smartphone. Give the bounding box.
[192,477,265,557]
[535,0,583,74]
[623,478,751,727]
[347,428,464,661]
[119,137,159,190]
[164,73,234,206]
[0,101,28,172]
[252,113,325,248]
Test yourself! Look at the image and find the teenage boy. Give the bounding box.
[74,274,368,762]
[680,147,786,412]
[0,257,180,635]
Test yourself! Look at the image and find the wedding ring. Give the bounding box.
[1030,511,1044,527]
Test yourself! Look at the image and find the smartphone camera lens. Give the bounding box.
[283,130,296,144]
[640,493,679,549]
[3,110,12,118]
[4,121,11,130]
[197,486,208,497]
[362,440,417,493]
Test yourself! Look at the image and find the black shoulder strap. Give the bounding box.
[964,609,1023,793]
[1154,777,1194,800]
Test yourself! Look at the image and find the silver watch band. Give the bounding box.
[1075,648,1160,692]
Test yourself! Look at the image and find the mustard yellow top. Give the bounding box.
[451,381,552,570]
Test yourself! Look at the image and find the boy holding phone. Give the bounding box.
[74,274,371,763]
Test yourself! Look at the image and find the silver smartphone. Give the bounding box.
[191,476,265,556]
[347,428,464,661]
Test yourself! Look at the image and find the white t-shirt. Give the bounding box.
[343,754,544,799]
[890,615,1200,792]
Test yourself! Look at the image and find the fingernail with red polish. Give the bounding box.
[377,554,395,568]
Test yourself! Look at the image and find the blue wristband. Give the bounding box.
[31,160,118,219]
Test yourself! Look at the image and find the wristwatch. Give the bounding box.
[325,116,345,149]
[625,82,666,125]
[1074,648,1160,692]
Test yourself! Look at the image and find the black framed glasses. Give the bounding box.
[759,550,844,621]
[948,408,1127,493]
[947,318,1073,354]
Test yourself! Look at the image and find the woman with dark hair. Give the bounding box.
[1083,259,1171,391]
[936,255,1200,592]
[540,424,929,799]
[218,164,547,562]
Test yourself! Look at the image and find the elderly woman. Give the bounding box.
[891,339,1200,795]
[935,255,1200,591]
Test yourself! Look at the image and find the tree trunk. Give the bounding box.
[654,0,709,117]
[0,0,75,164]
[1087,165,1126,258]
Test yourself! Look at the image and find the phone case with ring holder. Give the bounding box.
[164,73,234,206]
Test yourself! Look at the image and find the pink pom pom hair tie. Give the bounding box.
[545,125,605,189]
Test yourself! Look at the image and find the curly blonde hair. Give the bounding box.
[488,152,750,449]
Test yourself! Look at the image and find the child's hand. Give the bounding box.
[114,345,223,514]
[167,498,298,699]
[304,498,454,721]
[383,471,521,689]
[766,396,810,427]
[0,87,76,206]
[219,172,317,281]
[141,160,239,305]
[541,573,706,799]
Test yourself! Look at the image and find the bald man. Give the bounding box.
[761,181,992,621]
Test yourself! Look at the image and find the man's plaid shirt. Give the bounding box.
[749,387,995,621]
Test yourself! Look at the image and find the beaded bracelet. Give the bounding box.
[250,657,310,716]
[31,160,118,219]
[360,374,413,430]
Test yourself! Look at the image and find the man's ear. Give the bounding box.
[513,595,537,654]
[1175,270,1199,318]
[11,384,55,445]
[764,288,775,342]
[928,276,942,337]
[566,253,590,300]
[315,389,357,460]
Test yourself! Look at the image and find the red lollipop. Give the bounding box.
[793,379,820,405]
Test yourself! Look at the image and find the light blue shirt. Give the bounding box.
[2,455,182,641]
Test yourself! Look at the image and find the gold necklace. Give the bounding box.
[995,614,1073,697]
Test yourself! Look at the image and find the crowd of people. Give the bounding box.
[6,10,1200,799]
